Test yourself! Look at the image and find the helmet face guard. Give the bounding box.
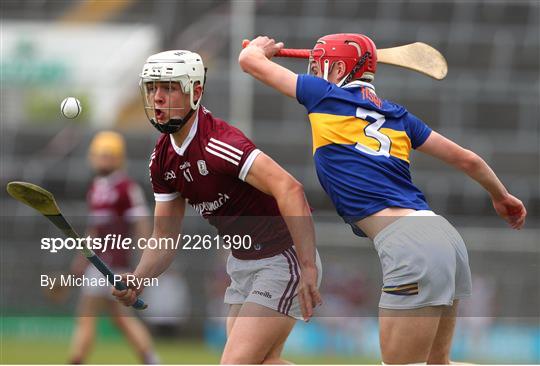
[309,33,377,86]
[139,50,206,134]
[139,77,197,134]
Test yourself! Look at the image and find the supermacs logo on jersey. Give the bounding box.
[190,193,230,216]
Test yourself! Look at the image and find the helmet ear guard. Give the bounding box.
[189,79,202,110]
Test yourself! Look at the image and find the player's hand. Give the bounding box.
[492,193,527,229]
[111,273,144,307]
[245,36,284,59]
[298,265,322,322]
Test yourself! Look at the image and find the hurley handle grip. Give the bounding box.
[113,281,147,310]
[87,254,148,310]
[242,39,310,59]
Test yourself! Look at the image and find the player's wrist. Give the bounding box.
[133,268,151,281]
[299,262,317,272]
[490,189,510,202]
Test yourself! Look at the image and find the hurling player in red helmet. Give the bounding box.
[239,34,526,364]
[308,33,377,85]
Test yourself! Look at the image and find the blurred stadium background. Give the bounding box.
[1,0,538,364]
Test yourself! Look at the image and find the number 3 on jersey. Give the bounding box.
[355,108,391,158]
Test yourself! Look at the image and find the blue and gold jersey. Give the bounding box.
[296,75,432,235]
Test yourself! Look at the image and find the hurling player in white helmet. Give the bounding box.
[139,50,205,134]
[113,50,323,364]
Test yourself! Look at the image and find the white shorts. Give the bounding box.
[224,247,323,320]
[374,210,472,309]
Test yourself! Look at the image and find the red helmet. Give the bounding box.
[309,33,377,85]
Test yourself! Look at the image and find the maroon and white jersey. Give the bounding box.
[87,171,148,267]
[149,106,293,260]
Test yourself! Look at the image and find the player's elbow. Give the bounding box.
[455,149,482,173]
[275,176,305,200]
[288,179,305,197]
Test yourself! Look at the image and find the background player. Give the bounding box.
[238,35,527,364]
[68,131,159,364]
[113,50,323,364]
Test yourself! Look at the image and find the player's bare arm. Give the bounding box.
[133,216,152,242]
[113,197,185,306]
[417,131,527,229]
[135,197,185,277]
[245,152,322,320]
[238,36,298,99]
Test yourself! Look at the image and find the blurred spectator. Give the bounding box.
[68,131,158,364]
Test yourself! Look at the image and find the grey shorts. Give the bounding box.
[224,247,323,320]
[373,211,472,309]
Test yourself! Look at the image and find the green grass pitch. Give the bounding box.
[0,337,376,364]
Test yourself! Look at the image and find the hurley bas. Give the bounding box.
[40,273,158,290]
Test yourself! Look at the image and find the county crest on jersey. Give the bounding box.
[149,106,293,259]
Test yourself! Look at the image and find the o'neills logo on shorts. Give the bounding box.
[191,193,230,216]
[252,290,272,299]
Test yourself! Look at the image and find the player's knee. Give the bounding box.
[220,355,258,365]
[427,357,450,365]
[380,339,429,364]
[427,349,450,364]
[220,349,264,365]
[75,316,96,330]
[262,357,290,364]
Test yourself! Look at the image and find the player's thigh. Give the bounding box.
[226,304,242,337]
[379,306,442,364]
[221,302,295,364]
[428,300,459,363]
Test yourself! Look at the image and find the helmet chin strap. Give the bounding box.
[149,107,197,134]
[336,75,348,87]
[338,51,371,87]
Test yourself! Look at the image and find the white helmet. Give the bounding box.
[139,50,206,134]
